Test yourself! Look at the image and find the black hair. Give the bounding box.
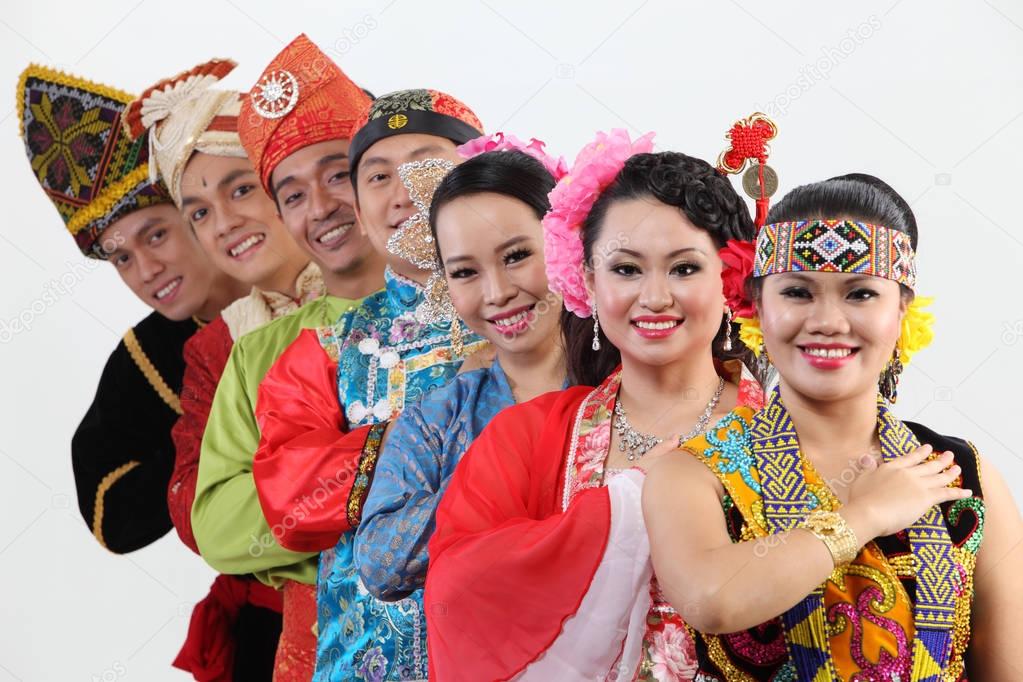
[430,151,580,381]
[428,150,556,255]
[562,152,757,386]
[753,173,918,302]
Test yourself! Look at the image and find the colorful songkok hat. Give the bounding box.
[349,88,484,179]
[18,65,172,258]
[237,33,371,195]
[123,58,245,206]
[753,219,917,288]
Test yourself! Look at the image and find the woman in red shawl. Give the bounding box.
[425,129,764,681]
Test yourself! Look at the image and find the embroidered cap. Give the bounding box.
[237,34,371,196]
[349,88,484,181]
[123,58,246,206]
[18,64,171,258]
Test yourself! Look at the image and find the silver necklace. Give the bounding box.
[613,377,726,461]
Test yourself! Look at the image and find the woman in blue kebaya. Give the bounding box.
[353,138,570,601]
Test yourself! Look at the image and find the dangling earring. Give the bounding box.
[591,303,601,351]
[722,307,733,352]
[451,316,465,357]
[879,348,904,403]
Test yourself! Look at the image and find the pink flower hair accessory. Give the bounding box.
[457,131,569,180]
[542,128,656,317]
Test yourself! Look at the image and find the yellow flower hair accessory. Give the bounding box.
[897,295,934,364]
[736,316,764,357]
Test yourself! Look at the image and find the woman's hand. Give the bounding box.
[843,445,971,540]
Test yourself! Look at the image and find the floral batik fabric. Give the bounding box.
[684,389,985,681]
[313,268,485,682]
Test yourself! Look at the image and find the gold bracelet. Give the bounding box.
[800,510,860,567]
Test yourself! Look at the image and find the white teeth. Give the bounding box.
[318,223,353,244]
[229,234,265,257]
[156,278,180,300]
[492,310,530,328]
[804,347,853,358]
[635,320,678,330]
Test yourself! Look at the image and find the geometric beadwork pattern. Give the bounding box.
[752,388,958,679]
[754,220,917,289]
[18,64,169,257]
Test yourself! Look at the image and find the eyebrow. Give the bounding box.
[444,235,530,266]
[272,153,350,198]
[613,246,704,258]
[180,168,256,209]
[360,144,447,173]
[134,216,163,242]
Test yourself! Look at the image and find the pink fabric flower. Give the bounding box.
[457,132,569,180]
[649,623,698,681]
[542,129,656,317]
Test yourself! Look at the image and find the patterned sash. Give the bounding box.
[753,389,957,681]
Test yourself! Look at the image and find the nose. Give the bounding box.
[213,202,244,239]
[804,297,851,335]
[136,249,164,284]
[390,177,414,220]
[483,268,516,307]
[638,272,672,311]
[310,183,340,223]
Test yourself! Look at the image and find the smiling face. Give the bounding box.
[269,138,378,277]
[435,191,561,356]
[586,197,727,369]
[354,133,463,278]
[179,152,305,289]
[104,203,218,320]
[759,271,905,403]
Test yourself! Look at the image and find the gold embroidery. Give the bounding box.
[92,460,140,549]
[347,422,387,528]
[123,328,182,415]
[887,554,917,577]
[17,64,134,137]
[945,546,976,681]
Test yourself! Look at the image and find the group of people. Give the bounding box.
[18,31,1021,682]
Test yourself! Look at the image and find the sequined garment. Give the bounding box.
[313,268,485,682]
[684,390,985,681]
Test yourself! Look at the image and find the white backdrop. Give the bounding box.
[1,1,1021,679]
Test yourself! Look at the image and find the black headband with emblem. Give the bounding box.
[349,88,484,181]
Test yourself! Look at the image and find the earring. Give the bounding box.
[879,348,904,403]
[591,303,601,351]
[722,307,733,352]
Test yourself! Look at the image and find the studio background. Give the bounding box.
[1,1,1021,679]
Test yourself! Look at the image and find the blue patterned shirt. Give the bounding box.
[353,360,518,602]
[314,268,485,682]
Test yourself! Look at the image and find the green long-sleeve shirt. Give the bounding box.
[192,294,367,586]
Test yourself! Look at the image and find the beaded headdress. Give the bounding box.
[715,114,933,374]
[123,58,246,206]
[237,34,371,196]
[18,64,171,258]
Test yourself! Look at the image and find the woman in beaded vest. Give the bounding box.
[644,174,1022,680]
[424,128,765,681]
